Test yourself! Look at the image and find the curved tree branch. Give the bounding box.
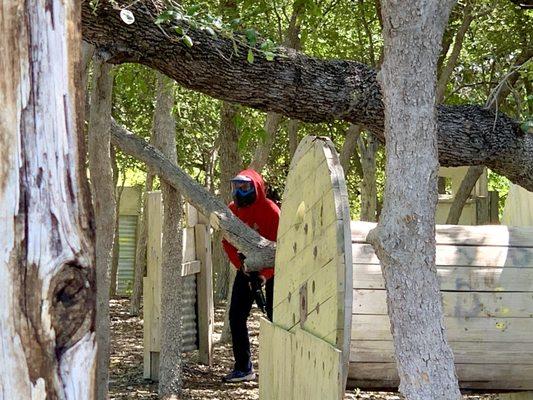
[82,0,533,191]
[110,119,276,270]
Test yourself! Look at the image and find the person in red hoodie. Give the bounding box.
[221,169,280,383]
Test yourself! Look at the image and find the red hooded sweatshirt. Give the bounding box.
[222,169,280,280]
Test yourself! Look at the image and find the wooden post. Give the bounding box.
[489,190,500,224]
[143,192,163,380]
[195,223,214,365]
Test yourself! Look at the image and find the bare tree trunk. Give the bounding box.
[214,101,242,303]
[367,1,461,398]
[87,56,115,400]
[248,113,283,171]
[152,73,184,398]
[339,124,363,177]
[288,119,301,159]
[357,131,379,222]
[436,0,474,103]
[248,3,303,172]
[0,1,96,396]
[110,150,126,297]
[129,171,154,316]
[445,166,484,224]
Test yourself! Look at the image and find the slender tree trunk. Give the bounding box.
[436,0,474,103]
[248,112,283,171]
[110,151,126,297]
[288,119,301,159]
[0,1,96,396]
[248,2,303,172]
[357,131,379,222]
[129,171,154,316]
[82,42,95,120]
[152,73,184,398]
[446,166,484,224]
[339,124,363,177]
[87,57,115,400]
[367,1,461,398]
[214,102,242,303]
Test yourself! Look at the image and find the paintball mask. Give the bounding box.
[231,175,256,208]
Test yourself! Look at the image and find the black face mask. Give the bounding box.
[233,190,257,208]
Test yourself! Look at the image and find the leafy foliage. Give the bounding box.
[107,0,531,219]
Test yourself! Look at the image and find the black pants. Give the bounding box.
[229,270,273,372]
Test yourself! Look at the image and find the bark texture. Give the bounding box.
[152,74,184,397]
[214,101,242,303]
[110,120,276,271]
[339,124,362,176]
[287,119,301,159]
[87,57,115,400]
[248,112,283,172]
[357,131,379,222]
[436,0,474,102]
[81,0,533,191]
[367,1,461,398]
[129,172,154,316]
[110,153,125,298]
[445,166,484,224]
[248,4,302,172]
[0,0,96,398]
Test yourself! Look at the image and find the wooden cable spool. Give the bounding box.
[259,135,533,398]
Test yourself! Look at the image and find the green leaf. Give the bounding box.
[521,120,533,135]
[174,26,183,35]
[186,4,201,15]
[264,51,275,61]
[245,28,257,46]
[154,10,175,25]
[183,35,194,48]
[247,49,254,63]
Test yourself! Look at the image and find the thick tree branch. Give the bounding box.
[110,119,276,270]
[82,0,533,191]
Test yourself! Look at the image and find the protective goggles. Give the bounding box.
[231,179,255,196]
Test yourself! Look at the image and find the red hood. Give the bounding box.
[235,169,267,203]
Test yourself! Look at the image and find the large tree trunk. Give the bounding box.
[81,0,533,191]
[87,57,115,400]
[129,171,154,316]
[152,73,184,397]
[357,131,379,222]
[214,102,242,303]
[367,1,461,398]
[0,0,96,397]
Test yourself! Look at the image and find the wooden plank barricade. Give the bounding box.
[143,192,214,380]
[259,135,533,399]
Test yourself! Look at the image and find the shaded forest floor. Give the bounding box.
[109,298,498,400]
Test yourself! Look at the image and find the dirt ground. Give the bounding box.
[109,298,498,400]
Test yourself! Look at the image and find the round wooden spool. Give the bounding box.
[260,135,533,397]
[259,136,353,400]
